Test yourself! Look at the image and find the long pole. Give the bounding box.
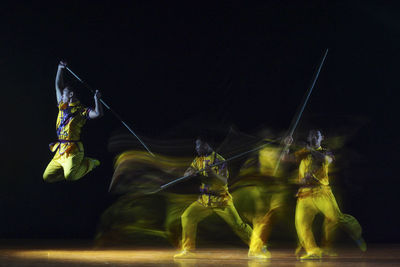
[156,140,277,193]
[273,48,329,175]
[108,139,277,193]
[65,66,155,157]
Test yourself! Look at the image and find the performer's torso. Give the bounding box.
[190,152,231,207]
[298,147,331,186]
[54,101,89,155]
[56,101,88,140]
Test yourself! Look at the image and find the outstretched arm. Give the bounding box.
[184,166,197,176]
[88,90,104,119]
[55,61,66,103]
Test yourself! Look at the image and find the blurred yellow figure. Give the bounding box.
[175,138,254,259]
[247,145,288,258]
[294,130,365,260]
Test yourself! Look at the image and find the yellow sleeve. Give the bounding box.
[79,105,91,120]
[216,154,229,178]
[190,158,199,171]
[58,101,67,110]
[299,160,305,180]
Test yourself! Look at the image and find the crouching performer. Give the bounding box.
[174,137,268,259]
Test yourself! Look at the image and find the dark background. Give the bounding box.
[1,0,398,243]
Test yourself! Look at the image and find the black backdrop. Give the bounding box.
[1,1,399,243]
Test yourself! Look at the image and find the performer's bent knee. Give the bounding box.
[64,173,78,181]
[323,212,340,224]
[180,213,191,223]
[43,172,63,183]
[42,173,51,182]
[64,169,80,181]
[232,220,249,232]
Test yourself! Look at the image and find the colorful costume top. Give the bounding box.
[190,151,231,207]
[296,146,333,188]
[49,101,91,156]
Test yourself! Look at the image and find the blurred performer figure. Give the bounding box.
[174,138,267,258]
[43,61,103,182]
[247,136,293,258]
[294,130,366,260]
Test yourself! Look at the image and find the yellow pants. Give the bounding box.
[43,150,98,182]
[249,186,287,252]
[295,186,362,254]
[180,200,252,251]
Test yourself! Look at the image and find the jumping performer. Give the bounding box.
[43,61,103,182]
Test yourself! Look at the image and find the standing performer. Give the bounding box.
[43,61,104,182]
[174,137,267,259]
[294,130,366,260]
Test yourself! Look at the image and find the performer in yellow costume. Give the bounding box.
[174,138,267,258]
[43,61,104,182]
[247,138,293,259]
[294,130,366,260]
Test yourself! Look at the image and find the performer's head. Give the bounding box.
[307,129,324,148]
[195,137,213,156]
[62,84,78,103]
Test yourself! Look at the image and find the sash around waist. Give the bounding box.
[49,139,82,153]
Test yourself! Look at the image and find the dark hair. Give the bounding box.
[196,131,215,146]
[308,129,322,136]
[307,129,324,142]
[63,82,79,98]
[63,81,75,90]
[308,128,322,135]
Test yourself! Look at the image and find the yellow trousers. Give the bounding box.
[43,150,98,182]
[180,200,252,251]
[295,186,362,254]
[249,186,287,252]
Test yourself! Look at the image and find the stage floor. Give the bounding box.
[0,241,399,266]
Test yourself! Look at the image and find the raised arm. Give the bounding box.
[282,136,297,162]
[88,90,104,119]
[55,61,66,103]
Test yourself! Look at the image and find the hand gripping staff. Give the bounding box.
[65,66,155,157]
